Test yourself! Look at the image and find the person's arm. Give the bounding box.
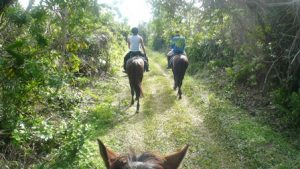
[127,37,131,49]
[139,37,146,55]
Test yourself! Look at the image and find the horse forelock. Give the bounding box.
[112,152,164,169]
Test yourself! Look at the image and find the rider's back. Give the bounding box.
[172,35,186,54]
[129,35,141,51]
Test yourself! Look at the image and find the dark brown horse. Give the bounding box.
[126,56,144,113]
[97,139,189,169]
[172,54,189,99]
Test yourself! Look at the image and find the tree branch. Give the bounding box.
[266,0,299,7]
[287,28,300,77]
[262,57,280,92]
[26,0,35,12]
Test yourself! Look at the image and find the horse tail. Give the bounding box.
[137,80,143,98]
[132,71,143,99]
[179,61,188,87]
[128,61,144,99]
[175,56,189,87]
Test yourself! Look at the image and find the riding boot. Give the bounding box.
[144,61,149,72]
[123,61,126,72]
[167,55,171,69]
[123,57,127,71]
[167,60,171,69]
[123,52,131,72]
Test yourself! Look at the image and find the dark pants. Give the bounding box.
[167,55,172,67]
[123,51,149,71]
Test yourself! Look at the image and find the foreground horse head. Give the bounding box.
[126,56,144,113]
[97,139,189,169]
[172,54,189,99]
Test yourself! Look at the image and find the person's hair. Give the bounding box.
[131,27,139,35]
[175,30,180,34]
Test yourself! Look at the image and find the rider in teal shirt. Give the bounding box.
[171,35,185,54]
[167,31,186,68]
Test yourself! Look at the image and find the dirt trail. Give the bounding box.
[98,53,244,168]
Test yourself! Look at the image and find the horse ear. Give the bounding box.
[97,139,118,169]
[163,145,189,169]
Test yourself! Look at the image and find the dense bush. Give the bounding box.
[149,0,300,128]
[0,0,126,167]
[272,88,300,128]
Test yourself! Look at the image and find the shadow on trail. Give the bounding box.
[83,103,136,140]
[142,80,176,117]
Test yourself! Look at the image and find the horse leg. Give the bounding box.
[130,87,135,105]
[178,86,182,99]
[136,98,140,113]
[178,76,184,99]
[173,72,177,90]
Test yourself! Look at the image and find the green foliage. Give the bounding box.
[225,56,265,86]
[6,6,29,26]
[272,88,300,128]
[149,0,300,130]
[0,0,127,167]
[87,103,117,134]
[148,0,300,167]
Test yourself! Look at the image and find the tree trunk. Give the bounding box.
[26,0,35,12]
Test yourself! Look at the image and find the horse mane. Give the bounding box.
[112,151,165,169]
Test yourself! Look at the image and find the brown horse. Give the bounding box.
[172,54,189,99]
[97,139,189,169]
[126,56,144,113]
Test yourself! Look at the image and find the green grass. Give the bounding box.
[36,75,128,169]
[143,51,244,168]
[182,61,300,168]
[152,51,300,168]
[206,95,300,168]
[46,50,300,169]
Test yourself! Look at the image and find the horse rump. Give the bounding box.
[172,54,188,99]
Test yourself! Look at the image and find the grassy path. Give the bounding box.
[73,50,300,169]
[88,51,244,168]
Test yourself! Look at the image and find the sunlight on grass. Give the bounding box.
[150,51,300,168]
[70,50,300,169]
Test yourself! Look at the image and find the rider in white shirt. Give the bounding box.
[123,27,149,72]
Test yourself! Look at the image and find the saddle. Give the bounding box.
[169,53,184,68]
[124,51,149,72]
[130,51,148,67]
[129,51,144,58]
